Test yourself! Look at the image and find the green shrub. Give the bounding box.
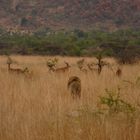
[99,88,136,114]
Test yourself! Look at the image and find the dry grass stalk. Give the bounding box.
[0,56,139,140]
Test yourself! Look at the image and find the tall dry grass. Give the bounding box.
[0,55,140,140]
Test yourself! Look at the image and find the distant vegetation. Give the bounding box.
[0,27,140,63]
[0,0,139,30]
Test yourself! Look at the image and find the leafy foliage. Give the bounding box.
[0,28,140,61]
[99,88,136,114]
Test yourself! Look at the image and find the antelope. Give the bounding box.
[77,59,85,70]
[80,68,88,73]
[8,63,29,74]
[77,59,88,73]
[116,68,122,77]
[7,56,29,74]
[67,76,81,99]
[55,62,70,73]
[87,63,97,72]
[47,58,58,72]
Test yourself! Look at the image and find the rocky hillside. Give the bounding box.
[0,0,140,30]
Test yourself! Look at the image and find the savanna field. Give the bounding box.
[0,55,140,140]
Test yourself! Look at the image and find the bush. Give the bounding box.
[99,88,136,114]
[0,28,140,57]
[116,46,140,64]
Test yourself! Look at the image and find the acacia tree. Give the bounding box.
[95,52,108,75]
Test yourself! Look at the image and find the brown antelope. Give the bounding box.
[6,56,29,74]
[67,76,81,99]
[8,63,29,74]
[47,58,58,72]
[77,58,85,70]
[77,59,88,73]
[87,63,97,72]
[80,68,88,73]
[54,62,70,73]
[116,68,122,77]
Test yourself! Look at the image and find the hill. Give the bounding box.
[0,0,140,31]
